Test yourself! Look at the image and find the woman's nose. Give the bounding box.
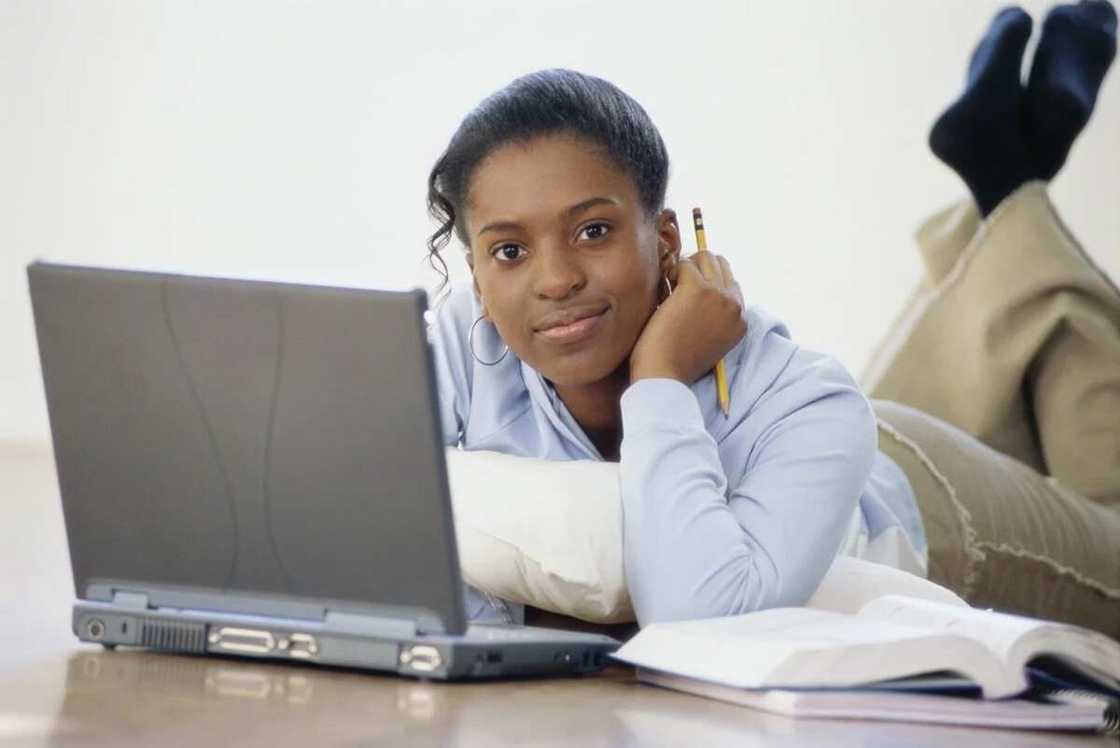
[532,247,585,299]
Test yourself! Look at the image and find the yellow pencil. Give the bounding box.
[692,208,730,417]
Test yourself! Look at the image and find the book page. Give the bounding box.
[611,607,1005,692]
[861,596,1120,693]
[806,556,967,615]
[859,595,1046,661]
[1016,629,1120,692]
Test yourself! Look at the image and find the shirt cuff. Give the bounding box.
[621,378,705,435]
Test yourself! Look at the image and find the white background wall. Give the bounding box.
[3,0,1118,445]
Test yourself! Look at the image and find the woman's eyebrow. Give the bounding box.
[476,219,522,238]
[476,196,621,238]
[565,196,621,218]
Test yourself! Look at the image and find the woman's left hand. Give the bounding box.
[629,251,747,385]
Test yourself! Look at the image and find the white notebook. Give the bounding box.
[638,669,1118,732]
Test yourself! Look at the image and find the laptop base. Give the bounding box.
[74,601,619,680]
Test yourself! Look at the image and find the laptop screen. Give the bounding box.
[29,263,466,635]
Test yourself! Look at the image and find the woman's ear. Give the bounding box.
[656,209,682,278]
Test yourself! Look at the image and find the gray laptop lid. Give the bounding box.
[28,262,466,635]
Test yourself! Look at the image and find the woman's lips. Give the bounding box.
[535,309,608,344]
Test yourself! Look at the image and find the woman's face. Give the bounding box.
[464,134,680,387]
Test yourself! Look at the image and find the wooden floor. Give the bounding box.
[0,444,1111,746]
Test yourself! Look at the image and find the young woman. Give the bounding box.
[423,3,1120,636]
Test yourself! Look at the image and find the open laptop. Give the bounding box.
[28,262,620,679]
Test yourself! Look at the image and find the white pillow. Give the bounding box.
[445,448,961,624]
[445,447,634,623]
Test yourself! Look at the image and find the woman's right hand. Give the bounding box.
[628,251,747,385]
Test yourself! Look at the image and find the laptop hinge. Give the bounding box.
[110,591,151,610]
[324,610,417,639]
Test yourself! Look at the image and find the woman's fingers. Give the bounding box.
[675,252,741,299]
[729,280,745,310]
[686,251,738,291]
[692,251,725,287]
[715,255,737,291]
[672,258,703,287]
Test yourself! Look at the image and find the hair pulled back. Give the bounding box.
[425,68,670,298]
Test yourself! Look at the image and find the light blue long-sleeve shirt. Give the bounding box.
[425,281,926,626]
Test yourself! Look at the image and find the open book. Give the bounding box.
[613,557,1120,703]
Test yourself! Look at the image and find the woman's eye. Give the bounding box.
[492,244,525,262]
[578,222,611,241]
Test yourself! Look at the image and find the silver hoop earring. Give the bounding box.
[657,275,673,308]
[469,314,509,366]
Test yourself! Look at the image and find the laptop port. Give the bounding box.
[281,633,319,659]
[209,627,276,655]
[85,618,106,640]
[399,645,442,673]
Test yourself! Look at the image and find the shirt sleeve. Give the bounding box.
[424,294,472,448]
[619,359,877,626]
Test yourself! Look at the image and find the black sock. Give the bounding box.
[929,8,1037,216]
[1025,0,1118,181]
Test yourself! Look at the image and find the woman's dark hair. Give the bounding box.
[426,68,670,298]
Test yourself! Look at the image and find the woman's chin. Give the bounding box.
[535,352,630,390]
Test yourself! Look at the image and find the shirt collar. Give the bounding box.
[519,360,605,461]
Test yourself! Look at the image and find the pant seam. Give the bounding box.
[973,540,1120,601]
[1040,182,1120,301]
[876,417,985,599]
[930,181,1042,300]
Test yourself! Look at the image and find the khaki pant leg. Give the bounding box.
[862,182,1120,503]
[873,399,1120,639]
